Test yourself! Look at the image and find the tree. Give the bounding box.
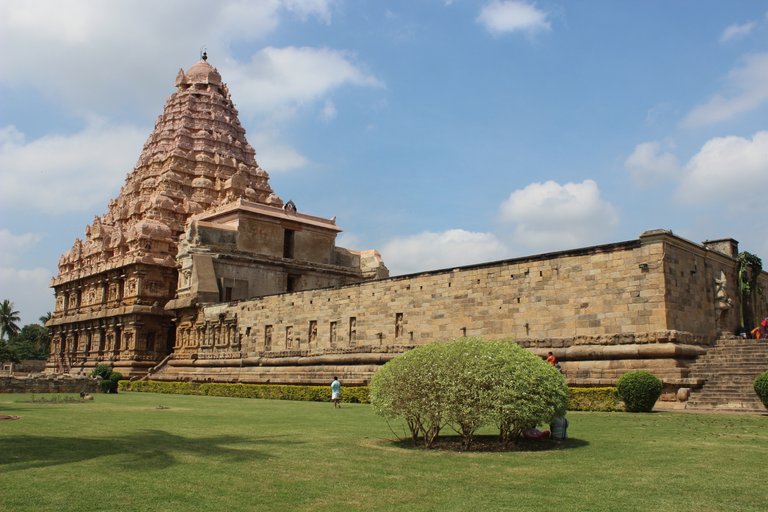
[9,324,51,360]
[39,312,52,325]
[0,343,20,364]
[0,300,21,341]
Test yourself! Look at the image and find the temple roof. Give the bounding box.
[184,59,222,85]
[53,56,283,284]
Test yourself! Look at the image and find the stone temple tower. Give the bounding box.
[47,56,386,377]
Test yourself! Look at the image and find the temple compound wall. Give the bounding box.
[157,229,768,389]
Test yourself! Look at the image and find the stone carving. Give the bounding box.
[715,270,733,332]
[52,57,282,284]
[715,271,732,311]
[349,317,357,346]
[265,325,273,351]
[395,313,404,338]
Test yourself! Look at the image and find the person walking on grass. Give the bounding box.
[331,376,341,408]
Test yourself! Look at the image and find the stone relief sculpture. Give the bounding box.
[264,325,273,351]
[715,271,732,311]
[309,321,318,346]
[715,270,733,331]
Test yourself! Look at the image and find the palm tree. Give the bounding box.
[39,311,52,325]
[0,300,21,341]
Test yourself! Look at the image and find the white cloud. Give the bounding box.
[0,229,53,325]
[0,0,373,203]
[335,232,362,251]
[0,0,337,116]
[249,131,310,172]
[498,180,619,252]
[678,131,768,206]
[720,21,757,43]
[381,229,509,275]
[0,122,146,214]
[320,100,338,121]
[683,53,768,127]
[223,46,381,117]
[0,229,43,267]
[477,1,550,36]
[379,180,621,275]
[283,0,334,23]
[0,266,54,326]
[624,141,680,187]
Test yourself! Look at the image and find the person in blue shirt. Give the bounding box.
[331,376,341,408]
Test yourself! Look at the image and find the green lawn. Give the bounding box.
[1,392,766,512]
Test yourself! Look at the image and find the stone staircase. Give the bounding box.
[685,336,768,412]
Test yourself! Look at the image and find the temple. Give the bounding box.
[47,57,768,409]
[47,56,387,377]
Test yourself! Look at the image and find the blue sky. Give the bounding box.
[1,0,767,325]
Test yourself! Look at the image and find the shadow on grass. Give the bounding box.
[388,434,590,452]
[0,429,288,472]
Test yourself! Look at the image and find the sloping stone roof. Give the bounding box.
[54,57,281,284]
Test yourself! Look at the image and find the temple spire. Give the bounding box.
[54,57,281,281]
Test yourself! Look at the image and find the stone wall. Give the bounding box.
[0,375,100,394]
[156,230,768,387]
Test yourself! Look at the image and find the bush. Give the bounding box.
[107,372,123,393]
[120,380,201,394]
[90,365,122,393]
[568,387,623,412]
[370,341,456,448]
[754,371,768,409]
[118,380,370,404]
[616,371,663,412]
[370,338,569,449]
[89,364,113,380]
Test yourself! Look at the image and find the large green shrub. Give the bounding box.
[370,338,569,449]
[490,343,569,444]
[616,371,663,412]
[370,342,450,447]
[754,370,768,409]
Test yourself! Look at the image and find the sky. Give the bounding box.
[1,0,767,326]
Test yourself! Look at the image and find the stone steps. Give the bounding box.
[684,337,767,412]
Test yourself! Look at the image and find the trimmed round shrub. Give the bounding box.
[370,338,569,449]
[616,371,663,412]
[754,370,768,409]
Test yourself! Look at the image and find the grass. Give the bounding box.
[1,392,766,512]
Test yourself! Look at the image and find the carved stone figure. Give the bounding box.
[715,271,732,311]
